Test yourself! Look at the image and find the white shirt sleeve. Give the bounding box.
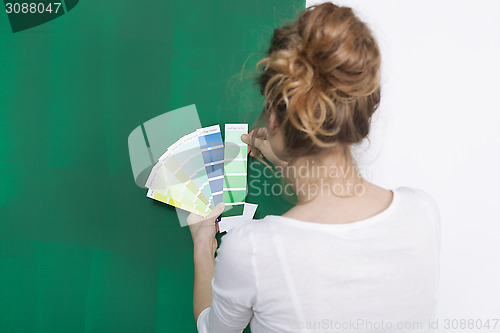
[197,223,257,333]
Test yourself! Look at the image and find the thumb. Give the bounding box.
[241,133,265,151]
[208,202,225,219]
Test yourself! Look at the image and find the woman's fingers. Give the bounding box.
[256,127,268,140]
[246,129,254,154]
[187,202,225,227]
[242,130,270,160]
[242,131,266,154]
[241,127,287,168]
[208,202,225,220]
[253,128,268,157]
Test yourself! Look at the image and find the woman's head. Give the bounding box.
[255,2,381,164]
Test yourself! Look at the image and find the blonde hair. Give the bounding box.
[255,2,381,162]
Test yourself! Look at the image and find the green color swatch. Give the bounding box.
[222,124,248,217]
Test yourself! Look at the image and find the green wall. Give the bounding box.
[0,0,304,332]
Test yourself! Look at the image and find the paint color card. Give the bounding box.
[163,131,213,206]
[145,135,213,216]
[143,123,250,219]
[222,124,248,217]
[146,188,209,216]
[197,125,224,207]
[219,202,259,233]
[146,162,212,216]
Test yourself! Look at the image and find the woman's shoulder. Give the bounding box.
[218,215,279,250]
[216,217,275,262]
[220,215,274,237]
[395,186,440,221]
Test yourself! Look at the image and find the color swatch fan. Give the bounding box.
[145,124,235,217]
[145,127,220,216]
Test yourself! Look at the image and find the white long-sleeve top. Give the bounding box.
[197,186,441,333]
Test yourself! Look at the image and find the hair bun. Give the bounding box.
[297,3,380,99]
[255,2,382,158]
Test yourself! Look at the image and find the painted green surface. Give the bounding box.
[0,0,303,332]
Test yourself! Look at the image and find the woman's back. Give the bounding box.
[201,186,440,332]
[193,3,441,333]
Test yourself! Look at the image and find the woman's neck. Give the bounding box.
[284,149,365,203]
[280,148,394,224]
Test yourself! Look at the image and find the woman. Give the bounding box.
[188,3,441,332]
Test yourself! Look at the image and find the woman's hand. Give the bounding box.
[189,203,224,321]
[187,202,225,255]
[241,127,287,168]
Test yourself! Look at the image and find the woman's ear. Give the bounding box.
[268,111,279,133]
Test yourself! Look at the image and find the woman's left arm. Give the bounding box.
[188,202,225,321]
